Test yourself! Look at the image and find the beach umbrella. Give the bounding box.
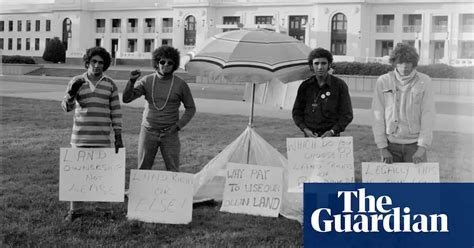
[185,29,313,126]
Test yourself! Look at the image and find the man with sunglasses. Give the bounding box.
[123,46,196,172]
[292,47,353,138]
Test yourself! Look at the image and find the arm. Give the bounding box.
[175,81,196,130]
[122,70,145,103]
[332,81,353,133]
[371,76,388,149]
[110,82,123,153]
[61,77,85,112]
[292,83,307,131]
[417,76,435,148]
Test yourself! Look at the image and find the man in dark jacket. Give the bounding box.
[292,47,353,137]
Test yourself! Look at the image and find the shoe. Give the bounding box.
[64,210,82,222]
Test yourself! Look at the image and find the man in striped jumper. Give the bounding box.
[61,46,123,222]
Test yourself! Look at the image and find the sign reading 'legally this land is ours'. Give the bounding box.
[287,137,354,192]
[59,148,126,202]
[362,162,440,183]
[127,169,194,224]
[220,163,283,218]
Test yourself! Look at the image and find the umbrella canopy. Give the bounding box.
[185,29,313,84]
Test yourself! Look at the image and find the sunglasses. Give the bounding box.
[159,60,175,66]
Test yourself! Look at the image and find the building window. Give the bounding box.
[96,19,105,33]
[376,15,394,33]
[45,38,50,47]
[35,20,40,31]
[127,18,138,33]
[26,38,30,50]
[26,20,31,32]
[162,39,172,46]
[255,16,273,25]
[432,16,448,33]
[46,20,51,31]
[144,18,155,33]
[112,19,121,33]
[162,18,173,33]
[331,13,347,55]
[144,39,154,52]
[35,38,40,50]
[459,41,474,59]
[17,38,21,50]
[460,13,474,33]
[184,15,196,46]
[18,20,22,32]
[376,40,394,57]
[403,14,422,33]
[0,21,4,32]
[0,38,3,49]
[127,39,137,52]
[9,20,13,31]
[222,16,240,32]
[62,18,72,50]
[95,38,102,47]
[289,15,307,42]
[8,38,13,50]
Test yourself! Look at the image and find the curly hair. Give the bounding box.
[151,46,181,72]
[389,43,419,67]
[83,46,112,71]
[307,47,333,71]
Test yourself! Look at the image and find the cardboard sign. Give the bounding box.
[287,137,354,192]
[362,162,440,183]
[59,148,126,202]
[127,169,194,224]
[220,163,283,218]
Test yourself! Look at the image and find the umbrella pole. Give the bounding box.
[246,83,255,164]
[248,83,255,127]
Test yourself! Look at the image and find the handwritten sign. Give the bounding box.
[362,162,440,182]
[127,169,194,224]
[287,137,354,192]
[59,148,126,202]
[220,163,283,218]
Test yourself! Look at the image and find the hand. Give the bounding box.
[380,148,393,164]
[303,128,317,138]
[321,130,334,138]
[68,78,86,97]
[162,125,180,136]
[412,146,426,164]
[130,69,141,83]
[114,134,124,154]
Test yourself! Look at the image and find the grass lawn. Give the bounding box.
[1,96,472,247]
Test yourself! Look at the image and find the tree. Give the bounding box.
[42,37,66,63]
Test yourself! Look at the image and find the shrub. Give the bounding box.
[332,62,474,79]
[42,37,66,63]
[2,55,36,64]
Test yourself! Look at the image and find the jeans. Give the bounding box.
[387,142,426,163]
[138,125,180,172]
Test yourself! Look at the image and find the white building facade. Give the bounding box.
[0,0,473,66]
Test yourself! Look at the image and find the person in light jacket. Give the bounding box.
[372,43,435,164]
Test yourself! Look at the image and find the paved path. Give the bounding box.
[1,76,473,134]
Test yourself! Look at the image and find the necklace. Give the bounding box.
[151,73,174,111]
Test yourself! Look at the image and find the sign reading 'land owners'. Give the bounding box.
[221,163,283,217]
[59,148,126,202]
[127,169,194,224]
[362,162,440,182]
[287,137,354,192]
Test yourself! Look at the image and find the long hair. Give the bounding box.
[151,46,181,72]
[389,43,419,67]
[83,47,112,71]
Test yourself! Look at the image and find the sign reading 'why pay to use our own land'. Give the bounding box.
[362,162,440,182]
[287,137,354,192]
[127,169,194,224]
[220,163,283,218]
[59,148,126,202]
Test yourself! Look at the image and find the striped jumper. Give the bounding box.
[61,72,122,147]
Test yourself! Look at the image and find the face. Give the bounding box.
[311,57,330,79]
[396,62,414,76]
[87,55,105,77]
[157,57,175,75]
